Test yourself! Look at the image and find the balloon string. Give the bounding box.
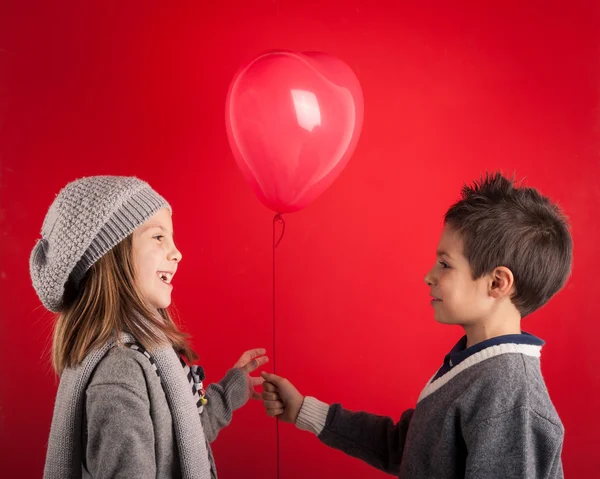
[272,213,285,479]
[273,214,285,248]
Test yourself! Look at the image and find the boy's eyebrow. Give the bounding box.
[437,250,452,259]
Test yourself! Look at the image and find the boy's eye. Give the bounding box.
[438,261,450,268]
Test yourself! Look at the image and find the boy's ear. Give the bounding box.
[489,266,515,299]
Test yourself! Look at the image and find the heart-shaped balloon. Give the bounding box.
[225,51,364,213]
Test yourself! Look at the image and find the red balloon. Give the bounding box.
[225,51,364,213]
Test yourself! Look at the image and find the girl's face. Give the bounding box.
[131,208,182,310]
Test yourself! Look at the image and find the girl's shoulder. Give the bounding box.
[87,344,159,396]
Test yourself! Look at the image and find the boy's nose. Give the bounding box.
[424,270,435,286]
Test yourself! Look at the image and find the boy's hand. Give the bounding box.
[261,371,304,424]
[234,348,269,400]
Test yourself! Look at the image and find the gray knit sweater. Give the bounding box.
[44,335,248,479]
[297,343,564,478]
[80,346,247,478]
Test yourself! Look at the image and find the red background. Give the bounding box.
[1,1,599,477]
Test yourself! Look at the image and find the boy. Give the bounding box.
[262,172,571,478]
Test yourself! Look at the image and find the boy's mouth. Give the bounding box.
[430,295,442,303]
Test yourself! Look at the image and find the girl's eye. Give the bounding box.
[438,261,449,269]
[153,235,164,241]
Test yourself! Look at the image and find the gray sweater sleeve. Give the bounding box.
[464,406,564,479]
[201,368,249,443]
[84,360,156,478]
[296,396,414,475]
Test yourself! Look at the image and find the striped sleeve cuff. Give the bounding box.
[296,396,330,435]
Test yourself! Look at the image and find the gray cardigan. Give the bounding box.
[81,346,248,478]
[297,343,564,478]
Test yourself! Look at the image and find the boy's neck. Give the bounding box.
[463,313,522,348]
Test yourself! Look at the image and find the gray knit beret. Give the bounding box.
[30,176,171,312]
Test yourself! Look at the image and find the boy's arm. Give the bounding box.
[297,396,414,475]
[464,406,564,479]
[261,373,413,476]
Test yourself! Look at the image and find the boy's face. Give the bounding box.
[424,226,492,326]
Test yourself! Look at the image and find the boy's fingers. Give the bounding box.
[264,399,285,409]
[262,390,279,401]
[261,371,285,386]
[262,381,277,393]
[265,408,284,417]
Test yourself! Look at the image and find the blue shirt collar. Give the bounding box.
[433,332,545,381]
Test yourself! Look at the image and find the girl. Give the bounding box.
[30,176,267,478]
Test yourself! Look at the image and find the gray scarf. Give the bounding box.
[43,332,211,479]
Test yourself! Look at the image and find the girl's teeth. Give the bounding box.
[157,273,170,283]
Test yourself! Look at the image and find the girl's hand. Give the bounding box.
[234,348,269,400]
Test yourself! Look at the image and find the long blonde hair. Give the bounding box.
[52,234,197,374]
